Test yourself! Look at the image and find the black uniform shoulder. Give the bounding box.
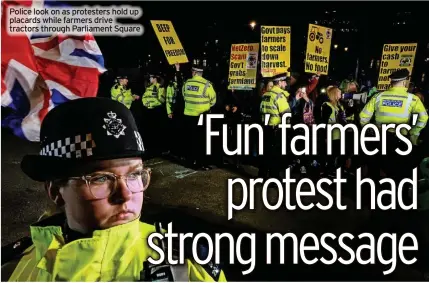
[191,243,222,281]
[2,213,66,266]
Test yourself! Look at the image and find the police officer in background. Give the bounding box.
[111,75,140,109]
[360,69,428,179]
[142,72,167,157]
[166,63,184,157]
[182,64,216,170]
[259,73,291,179]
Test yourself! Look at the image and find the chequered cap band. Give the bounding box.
[40,133,96,159]
[273,76,287,82]
[391,76,408,82]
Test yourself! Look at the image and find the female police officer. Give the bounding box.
[1,98,226,282]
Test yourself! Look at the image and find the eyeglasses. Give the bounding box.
[69,168,151,199]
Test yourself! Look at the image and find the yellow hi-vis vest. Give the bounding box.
[260,85,291,126]
[360,86,428,137]
[182,75,216,116]
[111,84,134,109]
[323,101,344,140]
[142,83,165,109]
[5,215,227,282]
[166,82,178,115]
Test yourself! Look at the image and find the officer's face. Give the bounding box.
[58,158,145,233]
[120,79,128,86]
[279,80,287,89]
[149,77,155,84]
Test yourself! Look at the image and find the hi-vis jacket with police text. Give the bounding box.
[143,83,165,109]
[359,86,428,137]
[166,82,178,115]
[4,215,226,282]
[260,85,291,126]
[182,75,216,116]
[111,84,134,109]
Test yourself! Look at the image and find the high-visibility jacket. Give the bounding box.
[166,82,178,115]
[142,83,165,109]
[182,75,216,116]
[111,84,134,109]
[260,86,291,126]
[4,214,227,282]
[323,101,345,140]
[360,86,428,137]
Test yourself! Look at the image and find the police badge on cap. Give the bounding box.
[272,73,288,82]
[21,98,145,182]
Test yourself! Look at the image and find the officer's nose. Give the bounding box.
[110,179,132,204]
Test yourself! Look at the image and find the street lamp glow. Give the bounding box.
[344,47,349,51]
[249,21,256,29]
[334,44,338,49]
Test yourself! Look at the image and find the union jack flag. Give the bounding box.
[1,0,106,142]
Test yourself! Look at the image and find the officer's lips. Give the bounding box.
[115,209,135,221]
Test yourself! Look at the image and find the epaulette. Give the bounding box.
[1,236,33,265]
[1,213,67,266]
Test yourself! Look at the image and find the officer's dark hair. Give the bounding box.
[273,80,281,86]
[158,77,165,87]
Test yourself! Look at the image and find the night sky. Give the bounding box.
[87,1,429,89]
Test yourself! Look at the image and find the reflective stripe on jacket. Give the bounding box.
[182,76,216,116]
[360,86,428,136]
[143,83,165,109]
[260,85,291,126]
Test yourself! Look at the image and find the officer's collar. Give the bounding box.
[389,86,407,92]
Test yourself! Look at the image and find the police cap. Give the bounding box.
[148,72,162,79]
[116,75,128,80]
[389,69,410,82]
[191,63,204,73]
[272,72,288,82]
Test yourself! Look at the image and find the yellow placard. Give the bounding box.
[150,20,188,64]
[305,24,332,75]
[228,43,259,90]
[377,43,417,91]
[260,26,291,77]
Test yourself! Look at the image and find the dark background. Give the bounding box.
[89,1,429,96]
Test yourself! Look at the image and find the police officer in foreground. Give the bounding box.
[182,64,216,170]
[111,75,140,109]
[359,69,428,178]
[1,98,226,282]
[259,73,291,179]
